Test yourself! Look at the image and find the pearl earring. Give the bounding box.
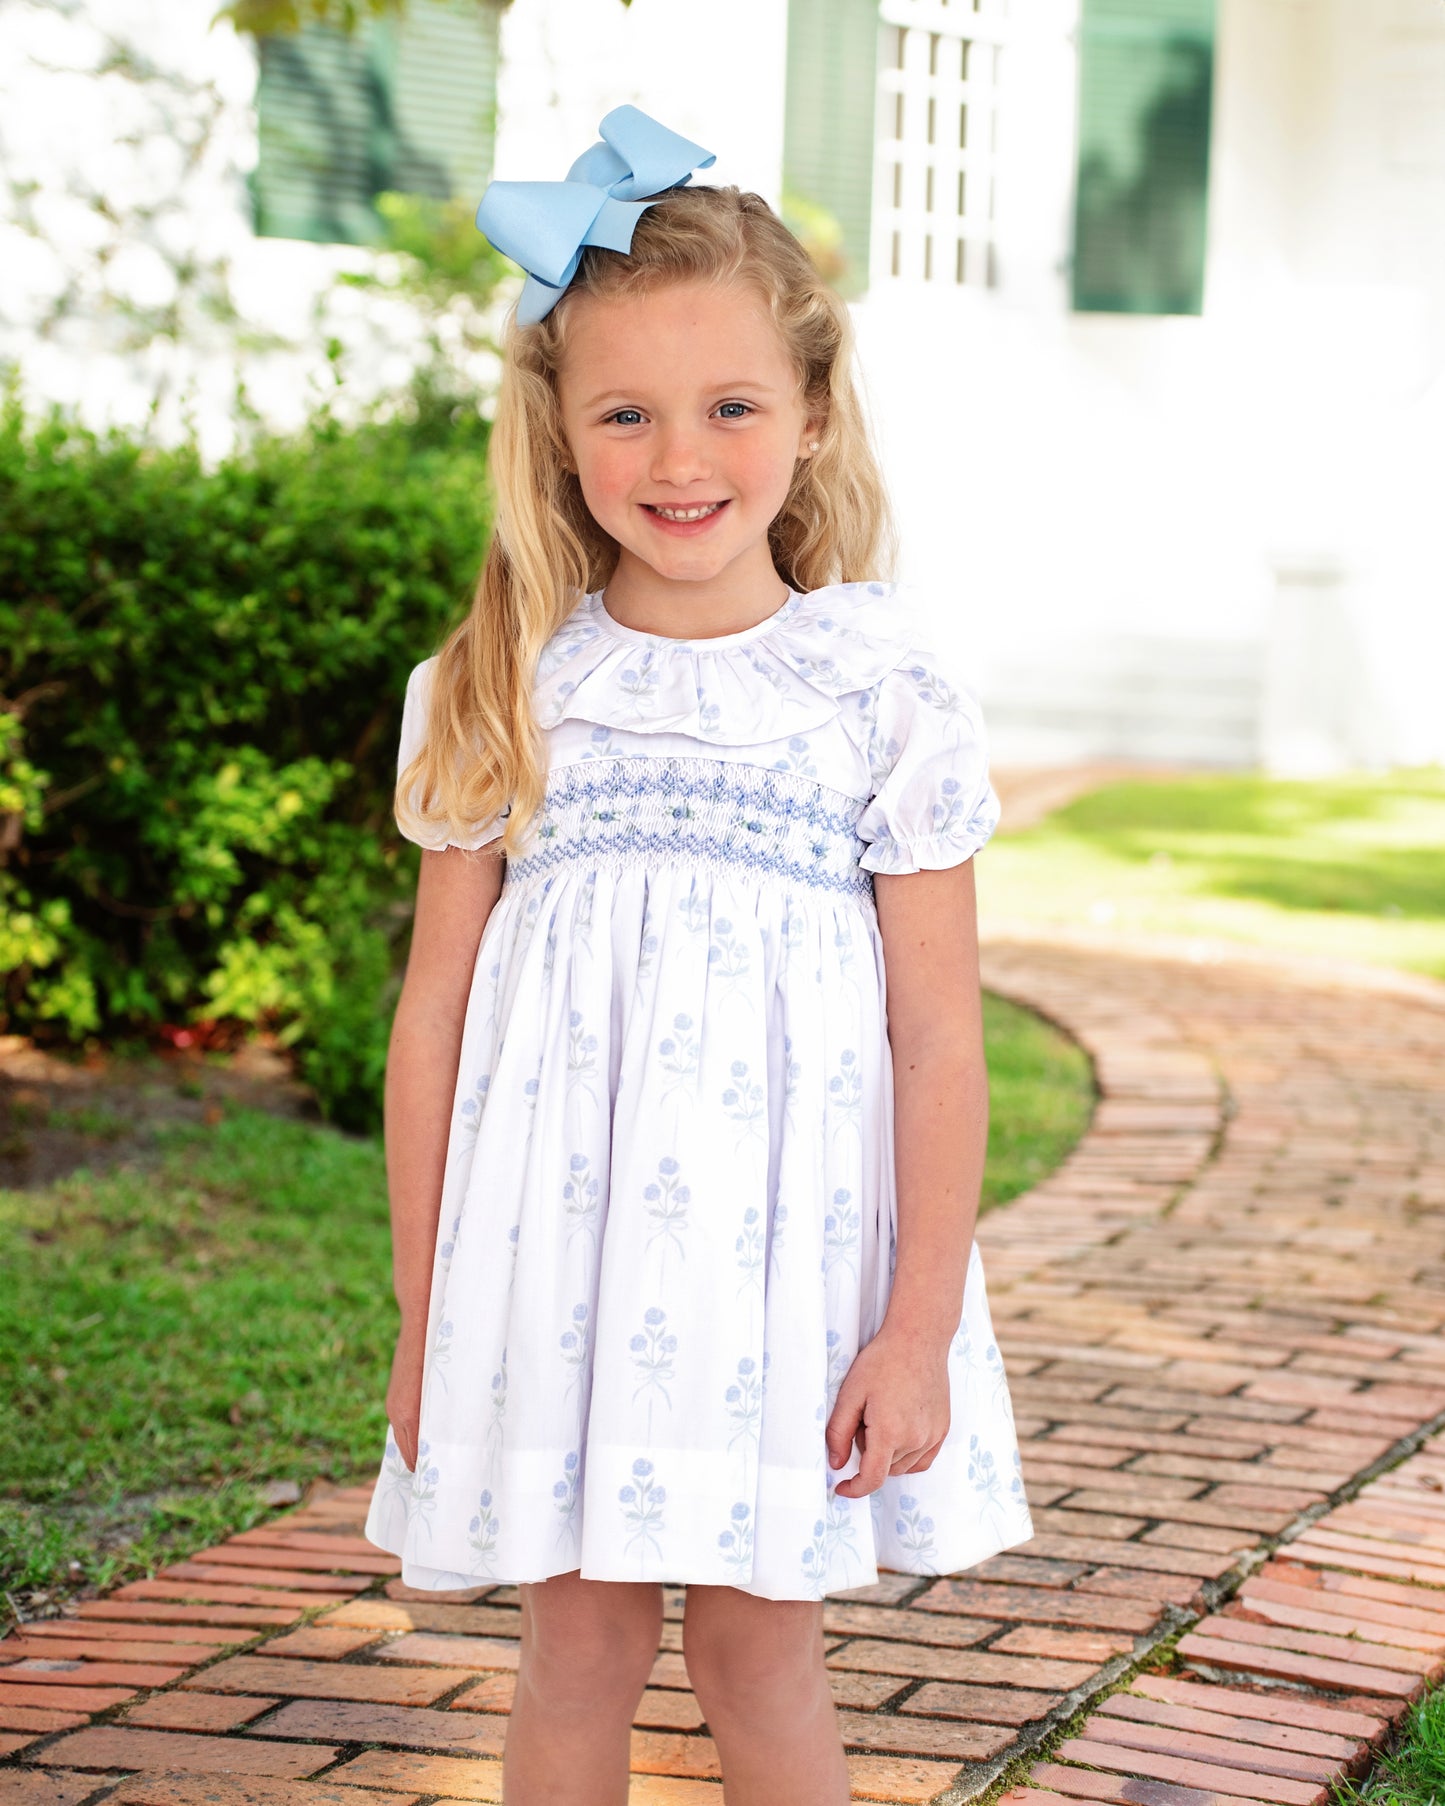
[808,440,820,453]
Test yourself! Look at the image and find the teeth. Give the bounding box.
[651,503,723,522]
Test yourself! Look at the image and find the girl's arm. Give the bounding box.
[825,857,988,1497]
[384,843,507,1469]
[875,855,988,1344]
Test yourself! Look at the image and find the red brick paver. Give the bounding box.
[4,932,1444,1802]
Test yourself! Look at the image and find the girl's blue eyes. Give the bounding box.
[603,403,754,426]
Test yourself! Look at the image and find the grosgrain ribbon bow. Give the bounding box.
[475,104,717,325]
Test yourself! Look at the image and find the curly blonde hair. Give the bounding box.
[397,183,897,858]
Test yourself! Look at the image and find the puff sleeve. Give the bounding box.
[854,637,1001,874]
[395,657,509,852]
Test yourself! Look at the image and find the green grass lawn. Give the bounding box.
[982,990,1093,1210]
[0,989,1092,1606]
[982,768,1445,981]
[1335,1684,1445,1806]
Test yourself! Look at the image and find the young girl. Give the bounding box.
[364,105,1032,1806]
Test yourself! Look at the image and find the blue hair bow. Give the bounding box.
[475,104,716,325]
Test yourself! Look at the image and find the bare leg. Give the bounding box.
[503,1569,663,1806]
[683,1584,850,1805]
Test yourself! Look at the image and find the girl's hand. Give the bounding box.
[385,1317,428,1472]
[825,1322,951,1498]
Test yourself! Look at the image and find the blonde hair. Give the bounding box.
[397,183,897,859]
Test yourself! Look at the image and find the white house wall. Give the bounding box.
[852,0,1445,770]
[493,0,787,205]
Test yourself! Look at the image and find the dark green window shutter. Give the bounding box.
[784,0,880,294]
[1071,0,1216,315]
[253,0,501,246]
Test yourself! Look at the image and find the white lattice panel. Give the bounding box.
[872,0,1012,290]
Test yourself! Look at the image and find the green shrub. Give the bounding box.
[0,395,491,1128]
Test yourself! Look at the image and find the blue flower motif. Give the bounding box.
[552,1449,581,1542]
[657,1012,700,1086]
[467,1487,501,1575]
[643,1158,691,1272]
[487,1348,508,1449]
[894,1494,938,1563]
[724,1353,763,1464]
[827,1049,862,1133]
[630,1309,676,1434]
[722,1059,766,1142]
[718,1499,754,1580]
[800,1514,830,1598]
[566,1009,600,1101]
[559,1302,590,1394]
[619,1456,667,1568]
[735,1205,765,1294]
[563,1154,600,1243]
[824,1189,861,1276]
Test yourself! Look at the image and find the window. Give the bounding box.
[871,0,1010,291]
[252,0,502,246]
[783,0,881,295]
[1071,0,1216,314]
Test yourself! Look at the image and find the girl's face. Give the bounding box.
[555,278,817,594]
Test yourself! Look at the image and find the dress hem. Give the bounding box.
[367,1516,1038,1604]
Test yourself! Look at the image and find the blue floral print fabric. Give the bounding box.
[362,580,1033,1600]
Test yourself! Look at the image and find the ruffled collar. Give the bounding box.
[533,582,915,744]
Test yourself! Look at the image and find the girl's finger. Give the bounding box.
[888,1438,940,1474]
[836,1427,897,1497]
[856,1436,898,1496]
[825,1390,866,1470]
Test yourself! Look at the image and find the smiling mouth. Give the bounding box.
[644,502,728,522]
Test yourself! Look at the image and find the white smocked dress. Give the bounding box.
[363,580,1033,1601]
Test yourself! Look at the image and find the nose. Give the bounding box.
[649,421,711,489]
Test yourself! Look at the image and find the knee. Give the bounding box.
[684,1600,825,1717]
[520,1578,661,1711]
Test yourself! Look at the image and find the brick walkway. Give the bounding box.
[3,930,1444,1805]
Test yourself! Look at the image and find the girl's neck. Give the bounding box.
[601,545,791,643]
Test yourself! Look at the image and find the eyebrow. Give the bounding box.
[581,380,784,409]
